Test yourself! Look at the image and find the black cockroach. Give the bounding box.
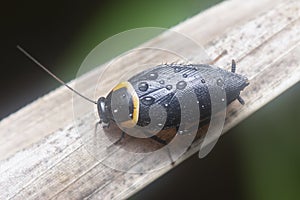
[18,46,249,146]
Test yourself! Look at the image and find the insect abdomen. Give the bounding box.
[128,64,218,129]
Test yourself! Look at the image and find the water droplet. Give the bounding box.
[159,80,165,84]
[141,96,155,105]
[201,105,205,109]
[221,98,225,102]
[122,94,126,98]
[113,109,118,113]
[217,78,224,87]
[196,101,199,104]
[178,130,189,135]
[176,81,187,90]
[201,79,206,83]
[129,113,133,117]
[147,72,158,80]
[157,123,163,127]
[182,73,188,78]
[174,67,181,72]
[164,103,169,107]
[166,85,172,90]
[138,82,149,91]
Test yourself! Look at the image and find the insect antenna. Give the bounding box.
[17,45,97,105]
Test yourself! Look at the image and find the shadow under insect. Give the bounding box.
[102,114,216,155]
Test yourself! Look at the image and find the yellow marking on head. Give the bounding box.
[113,81,139,128]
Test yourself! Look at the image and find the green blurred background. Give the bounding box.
[1,0,299,199]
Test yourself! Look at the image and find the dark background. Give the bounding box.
[1,1,300,199]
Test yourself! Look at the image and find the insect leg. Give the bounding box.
[237,96,245,105]
[113,131,126,145]
[105,131,126,150]
[94,121,101,135]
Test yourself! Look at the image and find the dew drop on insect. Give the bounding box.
[221,98,225,102]
[178,130,184,135]
[217,78,224,87]
[182,73,188,78]
[113,109,118,113]
[166,85,172,90]
[129,113,133,117]
[122,94,126,98]
[164,103,169,107]
[176,81,187,90]
[148,72,158,80]
[138,82,149,91]
[159,80,165,84]
[157,123,163,127]
[141,96,155,105]
[201,79,206,83]
[174,67,181,72]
